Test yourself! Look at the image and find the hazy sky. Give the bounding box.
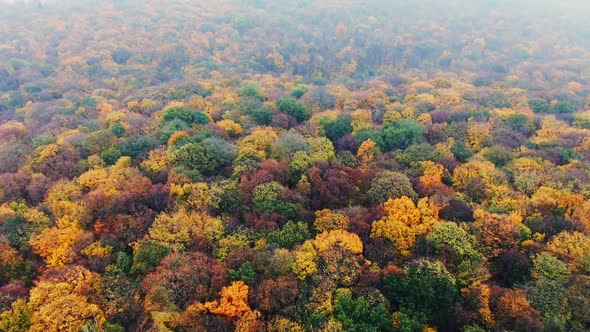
[1,0,590,13]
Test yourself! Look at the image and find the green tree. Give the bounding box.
[291,84,309,99]
[168,137,236,174]
[238,83,264,101]
[130,240,171,277]
[368,171,417,204]
[426,222,482,261]
[320,115,353,142]
[382,119,426,150]
[277,98,309,123]
[109,122,126,138]
[383,259,457,327]
[267,221,311,248]
[161,106,210,125]
[528,98,550,113]
[333,289,394,332]
[451,141,474,163]
[252,182,300,219]
[553,101,575,114]
[526,253,571,330]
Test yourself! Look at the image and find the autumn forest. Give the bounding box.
[0,0,590,331]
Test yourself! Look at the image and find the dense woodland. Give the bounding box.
[1,0,590,331]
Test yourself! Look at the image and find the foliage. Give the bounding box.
[277,98,310,123]
[368,171,417,204]
[0,1,590,331]
[383,259,457,327]
[382,119,426,150]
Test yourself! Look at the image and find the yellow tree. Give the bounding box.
[148,209,223,252]
[217,119,243,137]
[169,182,211,210]
[292,241,319,280]
[27,266,105,332]
[313,229,363,255]
[371,196,439,255]
[547,231,590,272]
[314,209,350,232]
[205,281,252,319]
[29,226,85,268]
[356,139,378,169]
[418,161,445,193]
[452,159,504,191]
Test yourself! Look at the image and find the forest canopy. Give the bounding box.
[1,0,590,331]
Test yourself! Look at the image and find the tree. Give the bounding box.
[525,252,571,330]
[238,83,264,102]
[266,221,311,248]
[119,135,157,159]
[217,120,243,137]
[308,163,357,209]
[451,141,474,163]
[333,289,394,332]
[162,106,210,125]
[27,267,106,332]
[546,231,590,272]
[426,222,482,261]
[112,48,132,64]
[371,196,439,256]
[148,210,223,252]
[292,241,318,280]
[252,181,300,220]
[0,299,32,332]
[300,86,336,111]
[314,209,350,232]
[168,137,236,174]
[553,101,575,114]
[493,249,531,287]
[528,98,550,113]
[29,226,85,268]
[142,252,226,311]
[381,119,426,150]
[313,230,363,255]
[277,98,309,123]
[472,210,520,259]
[383,259,457,328]
[457,282,494,329]
[357,139,379,169]
[320,115,353,142]
[291,85,309,99]
[254,276,298,314]
[131,240,171,277]
[205,281,253,319]
[368,171,417,205]
[494,288,543,332]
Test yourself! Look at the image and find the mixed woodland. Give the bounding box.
[1,0,590,331]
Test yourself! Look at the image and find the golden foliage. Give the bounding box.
[30,226,84,268]
[547,231,590,272]
[313,229,363,255]
[292,241,318,280]
[169,182,211,210]
[371,196,440,255]
[357,139,378,168]
[218,119,243,137]
[141,148,169,176]
[314,209,350,232]
[167,131,190,146]
[205,281,252,319]
[383,196,421,227]
[149,209,223,251]
[28,267,105,332]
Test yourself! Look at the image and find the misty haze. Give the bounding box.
[0,1,590,331]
